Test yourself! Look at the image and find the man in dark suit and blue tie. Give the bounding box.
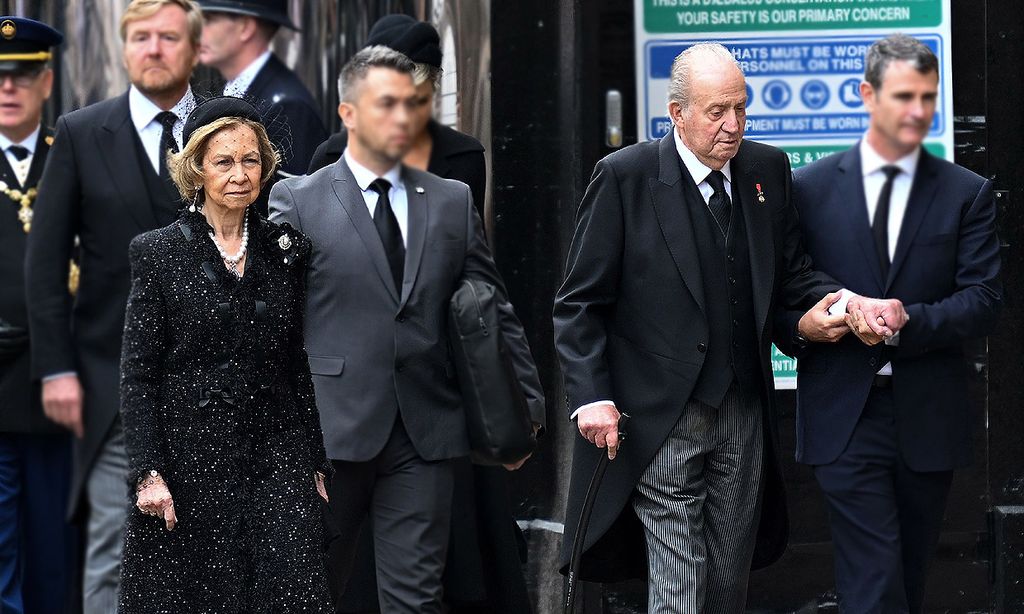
[25,1,202,610]
[777,34,1002,613]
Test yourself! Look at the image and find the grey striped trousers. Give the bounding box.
[84,421,129,614]
[632,386,765,613]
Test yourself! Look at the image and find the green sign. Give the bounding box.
[782,142,946,169]
[771,344,797,389]
[644,0,942,33]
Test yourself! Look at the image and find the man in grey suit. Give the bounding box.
[269,46,543,614]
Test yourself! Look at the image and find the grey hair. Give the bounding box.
[337,45,416,102]
[864,34,938,90]
[668,42,741,108]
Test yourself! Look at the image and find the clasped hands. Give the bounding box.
[135,471,331,532]
[798,291,909,346]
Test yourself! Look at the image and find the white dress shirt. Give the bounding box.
[343,148,408,246]
[0,124,40,187]
[674,128,733,206]
[128,85,196,173]
[861,139,920,261]
[223,50,271,98]
[853,139,919,375]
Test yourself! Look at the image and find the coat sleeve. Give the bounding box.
[288,240,332,477]
[459,186,547,430]
[268,179,302,231]
[551,159,624,416]
[898,179,1002,356]
[119,235,169,486]
[775,153,841,311]
[24,114,81,379]
[464,150,487,226]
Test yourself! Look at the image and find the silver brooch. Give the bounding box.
[278,234,292,250]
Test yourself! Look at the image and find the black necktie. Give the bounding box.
[369,178,405,290]
[705,170,731,237]
[872,165,901,280]
[7,145,29,161]
[157,111,179,178]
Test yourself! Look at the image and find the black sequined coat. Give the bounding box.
[118,208,331,613]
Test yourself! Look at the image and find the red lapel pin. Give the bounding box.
[755,183,765,203]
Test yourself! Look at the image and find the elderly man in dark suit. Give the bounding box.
[553,43,905,612]
[0,17,78,614]
[24,1,201,611]
[197,0,327,179]
[776,34,1001,614]
[270,46,543,614]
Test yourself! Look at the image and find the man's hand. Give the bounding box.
[136,475,177,531]
[577,403,622,460]
[42,375,84,438]
[846,296,908,340]
[797,291,850,343]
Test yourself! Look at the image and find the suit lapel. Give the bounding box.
[887,149,940,291]
[649,133,705,314]
[24,128,51,188]
[0,150,17,190]
[732,145,774,340]
[331,160,400,303]
[98,93,158,231]
[400,169,427,309]
[836,145,885,292]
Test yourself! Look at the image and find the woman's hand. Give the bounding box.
[136,473,177,531]
[315,471,328,503]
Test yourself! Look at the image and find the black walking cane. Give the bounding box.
[564,413,630,614]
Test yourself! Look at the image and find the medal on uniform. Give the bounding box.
[0,180,37,233]
[756,183,765,203]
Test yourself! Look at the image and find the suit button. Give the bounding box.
[396,363,405,373]
[869,358,877,367]
[396,315,406,323]
[697,342,707,353]
[727,255,735,263]
[732,319,739,327]
[731,298,738,305]
[729,277,736,284]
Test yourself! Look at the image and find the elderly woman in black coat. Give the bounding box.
[118,97,331,613]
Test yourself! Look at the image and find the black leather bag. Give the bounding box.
[448,279,536,465]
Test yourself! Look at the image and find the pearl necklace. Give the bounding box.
[208,213,249,278]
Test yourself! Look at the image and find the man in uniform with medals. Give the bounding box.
[0,16,78,614]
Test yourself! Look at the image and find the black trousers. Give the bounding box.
[814,386,953,614]
[325,419,455,614]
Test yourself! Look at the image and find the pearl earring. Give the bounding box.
[189,186,201,213]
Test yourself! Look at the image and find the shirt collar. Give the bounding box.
[859,138,920,179]
[673,128,732,186]
[343,148,403,192]
[128,85,196,132]
[224,49,272,97]
[0,124,41,154]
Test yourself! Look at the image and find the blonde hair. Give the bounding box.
[168,117,280,202]
[120,0,203,46]
[411,62,442,91]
